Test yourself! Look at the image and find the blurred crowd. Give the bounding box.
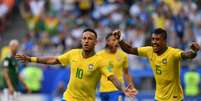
[0,0,201,69]
[11,0,201,69]
[0,0,201,98]
[0,0,15,38]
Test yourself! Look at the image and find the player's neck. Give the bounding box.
[106,47,117,53]
[11,52,16,57]
[82,50,96,59]
[157,46,168,56]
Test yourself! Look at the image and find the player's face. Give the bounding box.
[81,31,97,52]
[106,35,118,50]
[10,43,19,55]
[151,34,166,53]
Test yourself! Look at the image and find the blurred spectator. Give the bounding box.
[19,64,43,93]
[0,45,10,91]
[19,0,32,20]
[0,46,10,61]
[184,65,200,96]
[44,13,59,36]
[0,0,15,32]
[24,0,45,32]
[152,8,166,29]
[0,65,4,90]
[29,0,45,17]
[2,40,29,101]
[164,0,182,16]
[77,0,93,16]
[49,0,62,15]
[193,23,201,44]
[126,26,146,70]
[172,10,187,49]
[63,0,76,12]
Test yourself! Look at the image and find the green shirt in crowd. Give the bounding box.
[184,70,200,96]
[20,66,43,92]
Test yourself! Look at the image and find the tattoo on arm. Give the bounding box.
[119,40,138,55]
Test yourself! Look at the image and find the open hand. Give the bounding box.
[190,42,201,52]
[112,30,121,40]
[123,83,138,97]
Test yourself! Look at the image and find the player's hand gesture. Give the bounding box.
[190,42,201,52]
[123,83,138,97]
[15,54,30,63]
[112,30,121,40]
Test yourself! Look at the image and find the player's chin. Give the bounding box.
[153,48,159,53]
[83,47,91,52]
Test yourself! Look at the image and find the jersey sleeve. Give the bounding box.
[57,51,71,66]
[174,48,183,60]
[137,46,152,57]
[98,58,113,78]
[123,54,128,69]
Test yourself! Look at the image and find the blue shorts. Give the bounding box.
[100,91,124,101]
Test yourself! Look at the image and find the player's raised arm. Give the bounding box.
[181,42,201,59]
[108,75,137,97]
[15,54,60,65]
[112,30,138,55]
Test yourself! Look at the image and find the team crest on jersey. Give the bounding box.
[107,62,113,72]
[88,64,94,71]
[162,59,167,64]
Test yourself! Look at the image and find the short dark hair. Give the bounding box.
[82,28,97,38]
[152,28,167,40]
[105,32,113,40]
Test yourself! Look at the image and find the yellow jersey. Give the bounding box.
[97,49,128,92]
[138,46,183,101]
[57,49,113,101]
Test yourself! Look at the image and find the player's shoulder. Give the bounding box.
[117,49,127,56]
[144,46,152,49]
[94,53,108,66]
[168,47,183,52]
[3,54,11,61]
[95,52,106,62]
[138,46,152,51]
[138,46,152,49]
[96,49,105,55]
[67,49,82,54]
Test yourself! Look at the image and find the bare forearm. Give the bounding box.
[125,74,134,86]
[181,51,197,60]
[124,68,134,87]
[3,70,14,89]
[15,54,60,65]
[34,57,60,65]
[119,40,138,55]
[108,75,124,91]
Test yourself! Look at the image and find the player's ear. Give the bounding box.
[80,38,84,45]
[94,39,97,45]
